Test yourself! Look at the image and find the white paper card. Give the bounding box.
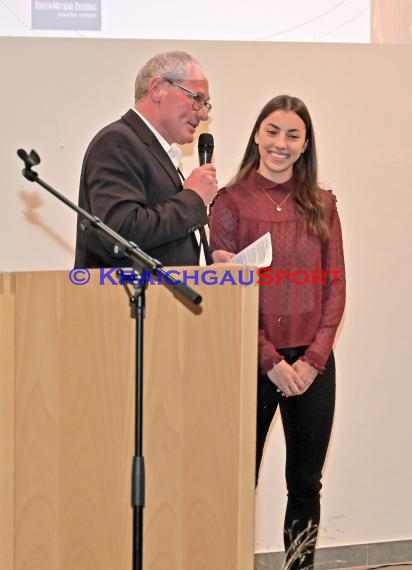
[231,232,272,267]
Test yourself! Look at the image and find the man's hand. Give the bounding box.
[184,164,218,206]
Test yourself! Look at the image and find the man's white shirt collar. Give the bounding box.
[133,108,182,167]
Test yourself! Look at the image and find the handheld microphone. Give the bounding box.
[198,133,214,165]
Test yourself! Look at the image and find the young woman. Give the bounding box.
[209,95,346,570]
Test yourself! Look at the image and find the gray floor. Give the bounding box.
[255,559,412,570]
[345,566,411,570]
[255,539,412,570]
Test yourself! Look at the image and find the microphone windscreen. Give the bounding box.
[17,148,28,160]
[198,133,214,149]
[198,133,214,165]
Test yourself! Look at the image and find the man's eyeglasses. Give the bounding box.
[163,78,212,113]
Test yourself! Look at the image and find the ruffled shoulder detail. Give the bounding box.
[318,185,337,204]
[317,188,339,226]
[327,189,338,206]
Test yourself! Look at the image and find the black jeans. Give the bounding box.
[256,347,336,570]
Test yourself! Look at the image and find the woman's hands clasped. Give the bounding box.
[267,359,318,397]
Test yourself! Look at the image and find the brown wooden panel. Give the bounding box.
[14,271,134,570]
[11,268,258,570]
[143,268,258,569]
[0,273,16,570]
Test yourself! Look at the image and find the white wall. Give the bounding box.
[1,38,412,552]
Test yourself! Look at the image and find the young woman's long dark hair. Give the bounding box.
[230,95,330,240]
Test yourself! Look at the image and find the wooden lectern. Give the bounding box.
[0,267,258,570]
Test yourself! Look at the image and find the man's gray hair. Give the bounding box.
[135,51,200,101]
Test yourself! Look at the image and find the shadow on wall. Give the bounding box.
[19,190,75,255]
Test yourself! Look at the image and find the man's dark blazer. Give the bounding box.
[75,109,209,267]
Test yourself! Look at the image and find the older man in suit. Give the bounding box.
[75,51,217,268]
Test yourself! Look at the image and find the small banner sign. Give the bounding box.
[32,1,101,31]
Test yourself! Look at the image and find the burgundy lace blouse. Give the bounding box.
[209,170,346,373]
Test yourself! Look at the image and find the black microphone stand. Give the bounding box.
[17,149,203,570]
